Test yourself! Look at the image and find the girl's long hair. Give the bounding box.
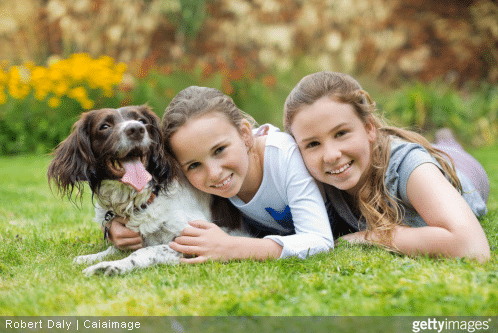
[284,71,462,244]
[161,86,258,231]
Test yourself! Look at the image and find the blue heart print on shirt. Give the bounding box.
[265,205,295,233]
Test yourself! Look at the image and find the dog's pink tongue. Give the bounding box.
[121,160,152,192]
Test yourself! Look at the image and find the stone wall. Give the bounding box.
[1,0,497,85]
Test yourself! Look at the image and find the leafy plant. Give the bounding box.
[0,54,127,155]
[380,80,498,146]
[124,58,287,128]
[1,52,497,156]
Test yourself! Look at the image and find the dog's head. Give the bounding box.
[48,105,177,201]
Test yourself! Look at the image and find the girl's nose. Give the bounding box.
[323,143,341,164]
[206,161,223,180]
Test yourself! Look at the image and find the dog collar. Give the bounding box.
[137,185,160,210]
[102,185,160,241]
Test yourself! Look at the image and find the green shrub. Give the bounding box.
[1,52,497,156]
[0,54,126,155]
[380,81,498,146]
[124,59,288,128]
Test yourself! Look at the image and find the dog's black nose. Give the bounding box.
[125,122,146,141]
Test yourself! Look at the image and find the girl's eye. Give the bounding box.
[187,162,200,171]
[335,130,348,138]
[306,141,320,149]
[214,146,226,155]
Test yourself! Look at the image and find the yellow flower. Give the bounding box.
[115,62,128,75]
[53,82,69,96]
[68,53,92,81]
[48,97,61,108]
[30,66,52,100]
[34,89,49,101]
[8,66,31,99]
[31,67,46,81]
[69,86,88,100]
[80,98,94,110]
[0,53,126,108]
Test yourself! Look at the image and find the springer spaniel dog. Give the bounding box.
[47,105,245,276]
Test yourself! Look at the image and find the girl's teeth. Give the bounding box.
[214,175,231,188]
[330,161,352,174]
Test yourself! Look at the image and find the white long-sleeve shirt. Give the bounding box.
[229,126,334,259]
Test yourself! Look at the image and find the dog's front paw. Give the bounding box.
[74,253,101,265]
[80,245,182,276]
[82,261,130,277]
[74,246,118,265]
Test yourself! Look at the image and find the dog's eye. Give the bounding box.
[138,118,148,125]
[99,124,111,130]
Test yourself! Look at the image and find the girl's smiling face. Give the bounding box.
[170,111,252,198]
[290,96,377,196]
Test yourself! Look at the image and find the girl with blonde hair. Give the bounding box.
[284,71,490,262]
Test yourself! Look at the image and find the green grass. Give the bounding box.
[1,152,497,317]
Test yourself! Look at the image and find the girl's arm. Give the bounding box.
[169,220,283,263]
[343,163,490,262]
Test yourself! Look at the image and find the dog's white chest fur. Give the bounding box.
[95,179,212,246]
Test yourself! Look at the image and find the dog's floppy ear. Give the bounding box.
[137,104,160,126]
[47,112,96,201]
[137,104,180,186]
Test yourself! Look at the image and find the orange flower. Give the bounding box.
[263,75,276,87]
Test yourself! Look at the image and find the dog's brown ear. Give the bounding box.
[136,104,180,186]
[137,104,160,124]
[47,112,96,201]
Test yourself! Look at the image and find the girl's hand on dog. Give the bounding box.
[105,217,143,251]
[170,220,283,263]
[170,220,235,263]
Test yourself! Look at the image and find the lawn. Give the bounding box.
[0,149,497,320]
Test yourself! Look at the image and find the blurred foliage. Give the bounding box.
[124,56,289,128]
[0,53,497,156]
[380,81,498,147]
[0,54,126,155]
[178,0,208,39]
[163,0,209,43]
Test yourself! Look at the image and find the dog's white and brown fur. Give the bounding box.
[48,105,244,276]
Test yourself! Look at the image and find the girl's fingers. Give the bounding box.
[110,219,140,237]
[114,236,143,250]
[173,235,202,246]
[180,226,204,237]
[180,256,208,264]
[180,220,217,236]
[124,243,143,251]
[169,241,201,255]
[188,220,213,229]
[108,219,143,250]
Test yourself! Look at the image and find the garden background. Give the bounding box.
[1,0,498,320]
